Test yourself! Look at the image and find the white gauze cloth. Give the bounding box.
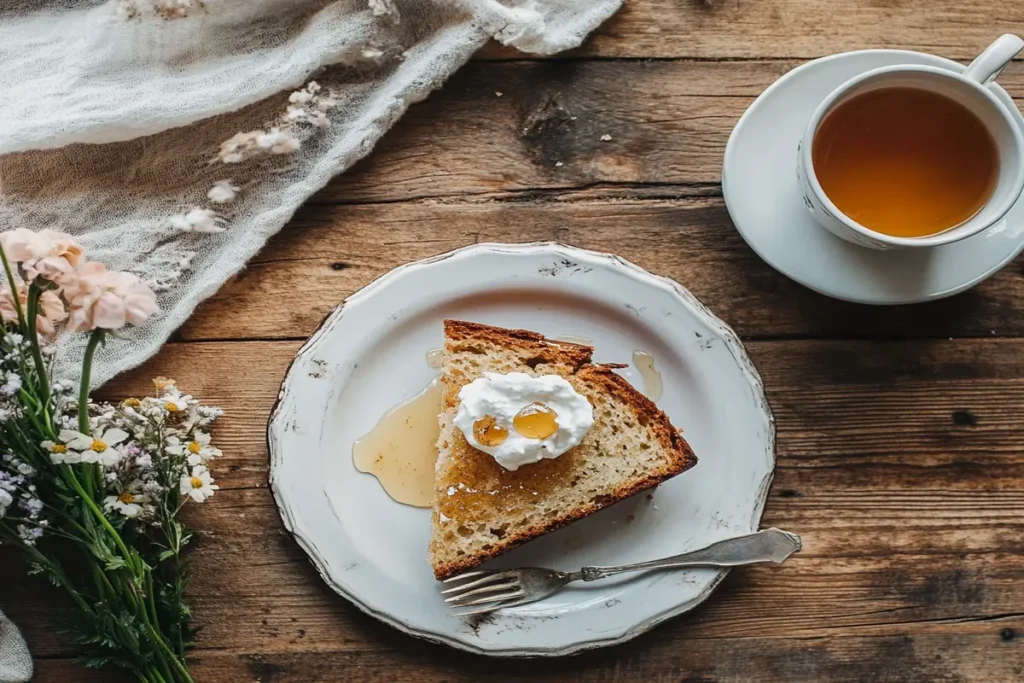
[0,0,621,387]
[0,612,31,683]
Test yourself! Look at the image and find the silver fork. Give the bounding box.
[441,527,801,616]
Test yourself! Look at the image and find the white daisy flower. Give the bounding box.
[60,427,129,466]
[180,465,218,502]
[168,431,221,466]
[104,479,150,518]
[41,439,77,465]
[162,395,189,414]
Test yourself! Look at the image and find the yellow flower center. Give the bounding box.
[190,477,203,489]
[51,444,67,454]
[188,442,202,454]
[91,439,108,452]
[165,403,180,412]
[119,492,135,505]
[122,398,141,408]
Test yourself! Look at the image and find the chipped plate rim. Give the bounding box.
[267,242,776,656]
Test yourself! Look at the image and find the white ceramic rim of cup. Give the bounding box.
[800,63,1024,248]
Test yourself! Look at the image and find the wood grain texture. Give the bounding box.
[27,633,1024,683]
[314,60,1024,205]
[179,199,1024,342]
[3,339,1023,680]
[10,2,1024,681]
[476,1,1024,60]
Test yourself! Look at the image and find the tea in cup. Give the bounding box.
[798,34,1024,249]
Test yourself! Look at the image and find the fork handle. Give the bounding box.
[574,528,801,582]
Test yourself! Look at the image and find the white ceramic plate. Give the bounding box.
[724,50,1024,305]
[268,243,775,656]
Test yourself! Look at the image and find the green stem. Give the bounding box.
[25,285,51,411]
[137,603,191,683]
[149,639,175,683]
[16,389,49,437]
[146,572,163,641]
[141,664,166,683]
[0,243,26,331]
[78,329,104,435]
[64,466,135,566]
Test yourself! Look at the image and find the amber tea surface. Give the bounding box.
[812,86,999,238]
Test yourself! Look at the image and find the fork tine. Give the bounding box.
[441,571,485,584]
[449,588,524,608]
[453,594,534,617]
[443,579,518,603]
[439,570,516,595]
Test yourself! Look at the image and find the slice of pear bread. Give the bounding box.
[429,320,697,580]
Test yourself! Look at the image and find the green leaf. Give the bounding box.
[104,556,128,572]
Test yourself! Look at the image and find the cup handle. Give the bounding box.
[962,34,1024,85]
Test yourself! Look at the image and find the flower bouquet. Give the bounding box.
[0,229,222,682]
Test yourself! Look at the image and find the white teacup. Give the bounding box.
[797,34,1024,250]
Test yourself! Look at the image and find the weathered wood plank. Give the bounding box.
[314,60,1024,205]
[4,337,1023,664]
[8,487,1014,655]
[29,631,1024,683]
[177,199,1024,342]
[475,1,1024,60]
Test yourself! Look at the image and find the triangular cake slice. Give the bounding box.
[429,320,697,580]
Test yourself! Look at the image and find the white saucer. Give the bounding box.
[268,243,775,656]
[724,50,1024,305]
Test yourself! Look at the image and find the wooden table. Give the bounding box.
[6,2,1024,681]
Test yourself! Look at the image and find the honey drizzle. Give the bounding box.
[352,378,442,508]
[632,350,663,402]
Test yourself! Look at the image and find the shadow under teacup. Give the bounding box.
[798,34,1024,250]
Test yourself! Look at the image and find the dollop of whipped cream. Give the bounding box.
[454,372,594,471]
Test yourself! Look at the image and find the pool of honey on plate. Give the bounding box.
[632,350,662,401]
[554,336,662,401]
[352,377,442,508]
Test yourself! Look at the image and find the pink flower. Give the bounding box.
[0,228,84,289]
[0,228,51,263]
[66,263,158,332]
[38,230,85,268]
[0,283,67,337]
[0,285,19,325]
[23,256,77,289]
[35,290,68,336]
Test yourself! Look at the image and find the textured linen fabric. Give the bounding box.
[0,611,31,683]
[0,0,621,386]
